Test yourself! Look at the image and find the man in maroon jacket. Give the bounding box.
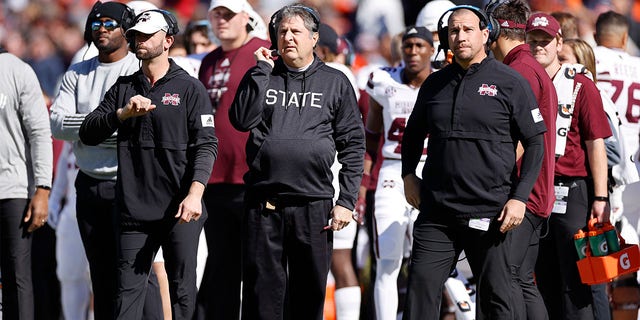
[486,0,558,318]
[195,0,271,319]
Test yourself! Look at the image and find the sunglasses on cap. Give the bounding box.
[91,20,120,31]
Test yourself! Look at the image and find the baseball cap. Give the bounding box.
[126,10,169,35]
[526,13,562,37]
[402,26,434,46]
[416,0,456,32]
[126,1,158,15]
[208,0,248,13]
[318,23,339,54]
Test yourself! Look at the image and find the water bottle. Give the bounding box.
[603,223,620,253]
[588,229,609,257]
[573,229,588,259]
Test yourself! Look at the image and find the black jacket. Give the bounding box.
[80,60,218,224]
[402,57,546,217]
[230,57,364,210]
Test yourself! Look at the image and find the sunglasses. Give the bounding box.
[91,20,120,31]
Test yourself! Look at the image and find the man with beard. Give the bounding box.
[80,9,217,319]
[49,2,154,319]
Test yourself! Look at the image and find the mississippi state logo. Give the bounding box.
[385,86,397,97]
[136,12,152,23]
[478,84,497,96]
[531,16,549,27]
[382,179,396,189]
[161,93,180,106]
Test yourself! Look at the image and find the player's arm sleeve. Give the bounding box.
[79,84,121,146]
[512,133,544,202]
[510,79,546,202]
[187,83,218,186]
[334,78,365,211]
[19,63,53,188]
[401,86,430,179]
[229,61,272,132]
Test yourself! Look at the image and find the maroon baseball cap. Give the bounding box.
[526,13,562,37]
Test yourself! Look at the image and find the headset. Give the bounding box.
[83,1,136,45]
[268,5,320,50]
[484,0,511,17]
[127,9,179,52]
[436,5,499,53]
[134,9,180,36]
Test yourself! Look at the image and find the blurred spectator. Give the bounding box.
[184,19,217,56]
[25,29,65,98]
[552,11,580,39]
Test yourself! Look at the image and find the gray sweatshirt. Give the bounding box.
[0,51,53,199]
[50,52,139,180]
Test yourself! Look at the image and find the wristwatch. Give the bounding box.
[593,196,609,202]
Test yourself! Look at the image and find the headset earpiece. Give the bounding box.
[436,5,495,53]
[84,1,103,44]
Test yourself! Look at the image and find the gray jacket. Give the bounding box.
[0,51,52,199]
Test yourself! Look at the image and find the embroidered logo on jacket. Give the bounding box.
[161,93,181,106]
[477,84,497,96]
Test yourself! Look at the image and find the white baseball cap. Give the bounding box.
[126,10,169,35]
[126,1,158,16]
[208,0,248,13]
[416,0,456,33]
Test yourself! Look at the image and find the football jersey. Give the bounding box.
[595,46,640,155]
[365,66,428,160]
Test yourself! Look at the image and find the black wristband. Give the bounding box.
[593,196,609,202]
[36,185,51,190]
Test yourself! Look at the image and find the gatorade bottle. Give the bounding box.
[588,229,609,257]
[574,229,588,259]
[603,223,621,253]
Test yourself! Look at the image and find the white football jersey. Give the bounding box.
[595,46,640,155]
[365,66,428,160]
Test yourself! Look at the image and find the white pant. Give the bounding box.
[56,206,91,320]
[373,160,421,260]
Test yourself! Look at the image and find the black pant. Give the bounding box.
[0,198,34,320]
[536,177,609,320]
[75,172,118,319]
[116,217,206,320]
[403,210,523,320]
[241,197,333,320]
[75,172,163,320]
[508,210,547,320]
[196,184,244,320]
[32,224,61,320]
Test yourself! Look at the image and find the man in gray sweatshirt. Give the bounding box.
[0,47,53,319]
[49,2,150,319]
